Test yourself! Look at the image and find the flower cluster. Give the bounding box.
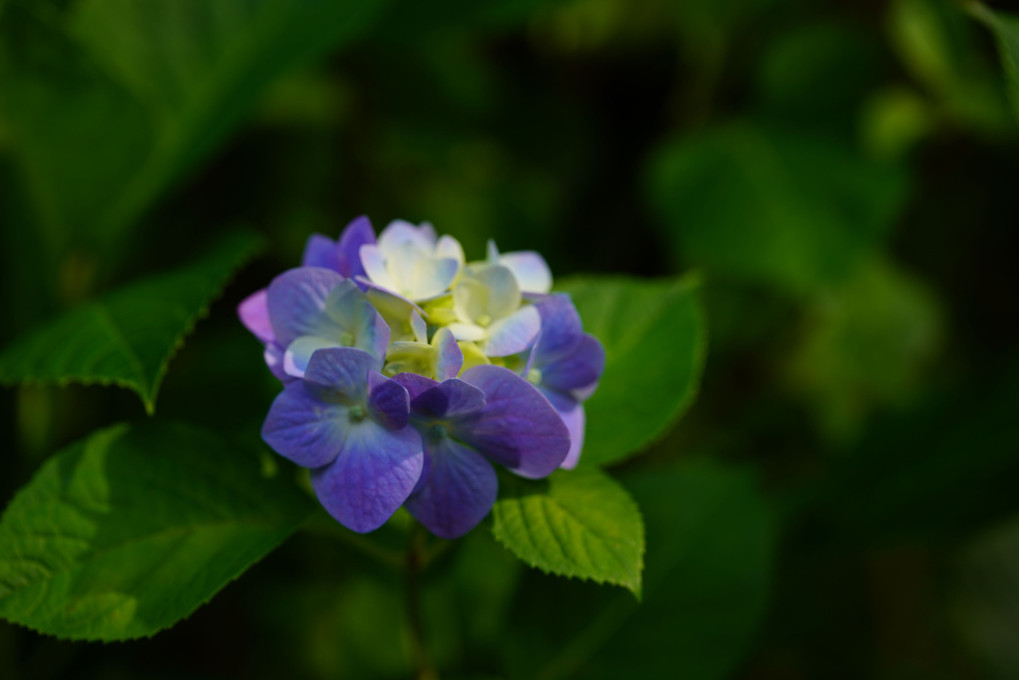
[238,217,604,538]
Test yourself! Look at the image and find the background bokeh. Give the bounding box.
[2,0,1019,678]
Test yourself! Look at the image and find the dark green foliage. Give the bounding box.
[0,0,1018,678]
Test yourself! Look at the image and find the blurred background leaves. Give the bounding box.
[2,0,1019,678]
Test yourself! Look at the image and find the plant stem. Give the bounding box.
[406,521,437,680]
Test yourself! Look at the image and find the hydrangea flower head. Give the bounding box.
[240,216,604,538]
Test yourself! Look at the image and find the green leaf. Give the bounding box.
[491,467,645,596]
[0,231,263,413]
[785,256,943,442]
[969,2,1019,123]
[556,275,707,468]
[504,459,777,680]
[0,421,313,641]
[0,0,384,250]
[888,0,1011,132]
[647,120,908,295]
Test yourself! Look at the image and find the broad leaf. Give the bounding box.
[0,0,384,251]
[556,276,706,468]
[647,120,908,295]
[970,3,1019,122]
[491,467,644,596]
[0,421,313,641]
[0,231,263,413]
[889,0,1010,132]
[785,256,943,441]
[504,459,777,680]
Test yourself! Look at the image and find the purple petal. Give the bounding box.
[311,420,423,533]
[456,365,569,478]
[368,371,410,430]
[303,347,375,400]
[485,305,540,357]
[532,294,583,366]
[301,234,339,271]
[542,389,585,469]
[392,372,439,400]
[261,382,347,468]
[409,379,486,419]
[335,215,376,279]
[238,289,274,343]
[541,333,605,394]
[405,436,497,539]
[267,267,345,346]
[433,327,464,380]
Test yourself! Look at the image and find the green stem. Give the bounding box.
[300,512,405,569]
[406,522,438,680]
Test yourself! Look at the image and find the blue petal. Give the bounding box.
[405,436,497,539]
[282,336,341,378]
[322,280,390,363]
[532,294,583,366]
[392,372,440,400]
[261,381,348,468]
[541,333,605,394]
[304,347,375,401]
[267,267,345,346]
[302,233,340,270]
[485,305,540,357]
[335,215,376,279]
[264,342,290,382]
[368,370,410,430]
[456,365,569,478]
[409,379,486,419]
[311,420,423,533]
[433,326,464,380]
[542,389,585,469]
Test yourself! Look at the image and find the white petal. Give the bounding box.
[283,336,342,378]
[483,305,540,357]
[410,310,428,343]
[447,322,488,342]
[359,244,397,291]
[452,272,489,324]
[478,264,521,321]
[410,257,459,300]
[486,239,500,263]
[436,235,466,264]
[379,220,435,255]
[500,251,552,294]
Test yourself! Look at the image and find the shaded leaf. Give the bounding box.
[0,231,263,413]
[969,2,1019,123]
[647,120,908,295]
[505,458,776,680]
[0,0,384,251]
[785,256,943,442]
[492,468,644,596]
[556,275,706,468]
[0,421,313,641]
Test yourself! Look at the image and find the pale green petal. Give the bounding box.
[448,322,487,342]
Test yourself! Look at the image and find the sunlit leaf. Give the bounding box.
[0,421,313,641]
[492,468,645,596]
